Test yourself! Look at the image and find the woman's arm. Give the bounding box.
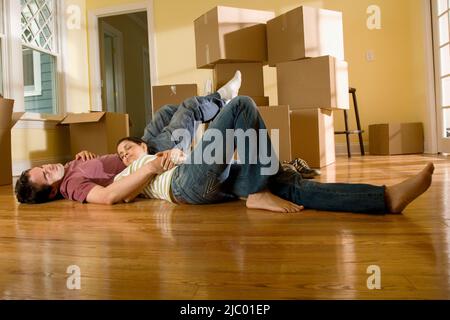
[86,157,166,205]
[75,150,99,161]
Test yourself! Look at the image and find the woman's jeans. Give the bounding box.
[171,96,387,214]
[142,93,226,154]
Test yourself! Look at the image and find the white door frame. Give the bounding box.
[430,0,450,153]
[142,46,152,124]
[101,21,125,113]
[424,0,439,154]
[88,1,158,112]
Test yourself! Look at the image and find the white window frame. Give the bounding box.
[0,0,8,98]
[2,0,66,116]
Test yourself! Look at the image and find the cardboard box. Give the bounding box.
[249,96,270,107]
[214,63,264,96]
[258,106,292,162]
[0,98,14,186]
[194,6,275,69]
[290,107,336,168]
[267,6,345,66]
[369,123,424,155]
[61,112,129,157]
[152,84,198,114]
[277,56,349,110]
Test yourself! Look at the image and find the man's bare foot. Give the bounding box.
[246,191,304,213]
[385,163,434,214]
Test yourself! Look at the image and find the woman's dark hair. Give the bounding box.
[15,170,54,204]
[116,137,147,148]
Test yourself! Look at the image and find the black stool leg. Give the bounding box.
[344,109,351,158]
[351,88,365,156]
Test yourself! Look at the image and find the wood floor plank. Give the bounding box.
[0,155,449,299]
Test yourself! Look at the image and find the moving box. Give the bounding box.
[267,6,344,66]
[194,6,275,69]
[369,123,424,155]
[277,56,349,110]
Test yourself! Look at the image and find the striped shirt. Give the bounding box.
[114,155,177,203]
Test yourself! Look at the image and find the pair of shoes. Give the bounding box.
[283,158,321,179]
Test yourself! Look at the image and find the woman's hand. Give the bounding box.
[75,150,98,162]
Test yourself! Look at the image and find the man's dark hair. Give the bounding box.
[116,136,147,147]
[15,170,54,204]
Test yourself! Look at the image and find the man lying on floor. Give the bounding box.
[15,72,434,214]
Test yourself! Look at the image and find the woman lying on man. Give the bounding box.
[113,95,434,214]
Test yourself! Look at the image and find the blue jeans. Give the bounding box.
[142,93,226,154]
[171,96,387,214]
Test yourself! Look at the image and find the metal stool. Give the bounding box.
[335,87,365,158]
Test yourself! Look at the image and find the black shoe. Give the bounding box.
[283,158,321,179]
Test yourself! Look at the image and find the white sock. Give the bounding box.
[217,70,242,102]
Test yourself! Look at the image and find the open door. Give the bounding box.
[100,21,125,113]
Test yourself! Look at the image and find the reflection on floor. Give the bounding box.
[0,155,449,299]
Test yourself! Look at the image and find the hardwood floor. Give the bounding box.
[1,155,449,300]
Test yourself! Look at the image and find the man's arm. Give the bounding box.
[86,158,165,205]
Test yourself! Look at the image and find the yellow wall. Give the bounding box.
[11,126,71,173]
[85,0,432,152]
[64,0,91,114]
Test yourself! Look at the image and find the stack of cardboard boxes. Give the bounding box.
[192,5,349,168]
[194,6,275,105]
[264,5,349,168]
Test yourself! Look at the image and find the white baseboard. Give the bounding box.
[335,142,369,156]
[12,156,72,177]
[335,143,439,156]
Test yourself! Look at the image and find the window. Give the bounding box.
[433,0,450,152]
[21,0,58,114]
[23,48,42,96]
[436,0,450,137]
[0,0,5,97]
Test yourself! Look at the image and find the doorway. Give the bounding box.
[90,4,155,138]
[98,12,151,137]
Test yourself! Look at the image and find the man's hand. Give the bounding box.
[169,148,187,164]
[156,149,186,165]
[155,149,186,170]
[75,151,98,162]
[154,152,176,172]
